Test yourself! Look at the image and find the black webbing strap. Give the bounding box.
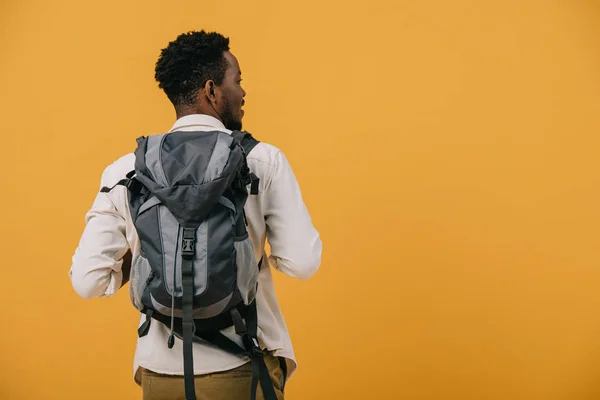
[231,130,246,144]
[241,132,260,155]
[181,228,196,400]
[243,301,278,400]
[100,170,136,193]
[137,309,153,337]
[249,173,260,195]
[231,307,247,335]
[232,131,261,195]
[250,352,261,400]
[194,330,247,356]
[279,357,288,393]
[231,130,260,155]
[175,301,277,400]
[100,178,130,193]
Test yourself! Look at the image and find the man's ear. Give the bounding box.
[205,80,217,104]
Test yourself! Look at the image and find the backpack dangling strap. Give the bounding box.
[137,309,153,337]
[181,228,197,400]
[100,170,137,193]
[192,301,278,400]
[100,179,131,193]
[243,300,278,400]
[249,173,260,195]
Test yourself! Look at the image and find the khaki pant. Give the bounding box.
[140,355,286,400]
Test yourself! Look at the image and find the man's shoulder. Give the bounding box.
[247,141,283,168]
[100,153,135,187]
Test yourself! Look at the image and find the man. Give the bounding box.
[69,30,322,400]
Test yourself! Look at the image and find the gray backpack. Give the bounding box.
[101,130,278,400]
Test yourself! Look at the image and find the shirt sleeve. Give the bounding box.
[69,169,130,299]
[263,150,322,279]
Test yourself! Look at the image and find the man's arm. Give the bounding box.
[263,150,322,279]
[69,170,130,299]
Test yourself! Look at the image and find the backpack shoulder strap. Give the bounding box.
[231,131,261,195]
[231,130,260,156]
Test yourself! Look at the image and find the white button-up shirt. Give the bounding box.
[69,114,322,384]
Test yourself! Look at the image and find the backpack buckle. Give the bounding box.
[182,239,195,258]
[181,228,196,258]
[251,346,263,357]
[249,337,263,356]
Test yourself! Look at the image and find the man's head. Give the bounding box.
[154,30,246,131]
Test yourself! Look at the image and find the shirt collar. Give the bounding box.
[168,114,228,132]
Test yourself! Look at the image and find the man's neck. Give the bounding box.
[175,104,221,122]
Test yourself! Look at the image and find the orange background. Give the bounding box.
[1,1,600,399]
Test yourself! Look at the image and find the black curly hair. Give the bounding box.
[154,30,230,107]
